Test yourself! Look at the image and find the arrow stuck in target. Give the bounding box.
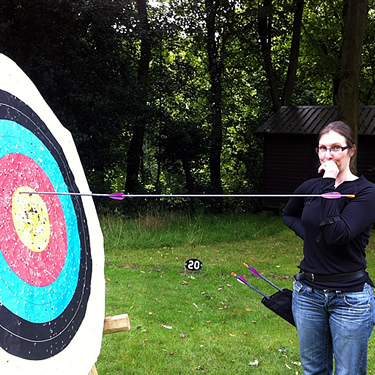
[19,191,355,200]
[20,191,128,200]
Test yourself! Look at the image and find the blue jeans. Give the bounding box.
[292,281,374,375]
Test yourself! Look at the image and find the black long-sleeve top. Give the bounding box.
[282,176,375,291]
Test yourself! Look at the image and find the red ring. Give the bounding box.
[0,153,67,286]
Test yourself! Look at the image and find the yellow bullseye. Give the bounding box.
[12,186,51,253]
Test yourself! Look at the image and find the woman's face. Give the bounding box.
[318,130,352,173]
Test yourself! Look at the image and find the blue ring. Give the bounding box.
[0,120,80,323]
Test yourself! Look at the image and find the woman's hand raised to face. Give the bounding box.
[318,160,339,179]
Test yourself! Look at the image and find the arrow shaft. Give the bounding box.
[245,264,283,292]
[19,191,128,200]
[258,274,283,292]
[122,193,354,198]
[20,192,354,199]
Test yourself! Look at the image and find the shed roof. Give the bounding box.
[256,106,375,135]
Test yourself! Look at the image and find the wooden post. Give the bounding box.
[89,314,131,375]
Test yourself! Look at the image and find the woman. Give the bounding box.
[282,121,375,374]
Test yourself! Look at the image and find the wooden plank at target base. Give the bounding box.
[88,314,131,375]
[103,314,131,334]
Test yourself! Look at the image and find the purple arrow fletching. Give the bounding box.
[321,192,355,199]
[249,266,261,277]
[237,275,250,284]
[321,192,342,199]
[244,263,262,278]
[109,193,126,200]
[232,272,249,284]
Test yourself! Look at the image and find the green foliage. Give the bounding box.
[361,6,375,105]
[0,0,137,193]
[296,0,344,104]
[1,1,375,210]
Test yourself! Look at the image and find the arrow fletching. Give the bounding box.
[243,263,260,277]
[231,272,269,299]
[321,192,355,199]
[237,274,250,285]
[250,266,261,277]
[108,193,126,200]
[244,264,283,292]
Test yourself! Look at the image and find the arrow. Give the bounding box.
[244,263,283,292]
[231,272,269,299]
[19,191,126,200]
[19,191,355,200]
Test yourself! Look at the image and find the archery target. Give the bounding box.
[0,54,104,374]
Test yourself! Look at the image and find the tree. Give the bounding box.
[3,0,375,213]
[205,0,224,194]
[281,0,304,105]
[258,0,305,110]
[125,0,153,193]
[159,121,206,193]
[336,0,369,145]
[0,0,135,193]
[258,0,281,110]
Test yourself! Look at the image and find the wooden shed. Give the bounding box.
[256,106,375,209]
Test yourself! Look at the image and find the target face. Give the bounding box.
[0,54,104,374]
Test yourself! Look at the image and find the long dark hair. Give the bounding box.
[318,121,357,172]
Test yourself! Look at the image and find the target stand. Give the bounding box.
[89,314,131,375]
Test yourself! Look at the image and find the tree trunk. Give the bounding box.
[258,0,281,111]
[125,0,152,193]
[281,0,304,105]
[181,157,195,194]
[205,0,223,194]
[336,0,368,147]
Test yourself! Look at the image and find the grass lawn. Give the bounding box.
[95,213,375,374]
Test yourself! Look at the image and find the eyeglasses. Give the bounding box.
[315,145,351,154]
